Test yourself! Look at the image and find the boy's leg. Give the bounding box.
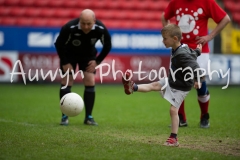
[137,82,162,92]
[164,105,179,147]
[122,72,163,94]
[170,106,179,134]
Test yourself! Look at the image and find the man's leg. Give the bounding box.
[196,54,210,128]
[197,81,210,128]
[178,101,188,127]
[83,72,98,126]
[59,72,74,125]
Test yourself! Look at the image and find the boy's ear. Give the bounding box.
[173,36,178,41]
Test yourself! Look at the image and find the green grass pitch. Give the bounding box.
[0,83,240,160]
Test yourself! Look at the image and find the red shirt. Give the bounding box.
[163,0,227,53]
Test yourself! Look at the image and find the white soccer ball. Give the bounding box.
[60,92,84,117]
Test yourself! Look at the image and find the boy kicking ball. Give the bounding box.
[122,24,204,146]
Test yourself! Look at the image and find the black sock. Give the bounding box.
[60,85,71,116]
[84,86,95,119]
[133,84,138,91]
[170,133,177,139]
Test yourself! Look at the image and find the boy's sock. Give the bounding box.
[170,133,177,139]
[133,84,138,91]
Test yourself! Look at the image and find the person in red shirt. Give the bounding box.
[161,0,230,128]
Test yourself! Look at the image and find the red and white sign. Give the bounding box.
[0,51,18,82]
[95,54,170,83]
[9,53,240,88]
[18,53,171,83]
[19,53,60,82]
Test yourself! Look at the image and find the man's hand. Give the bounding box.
[194,81,202,89]
[86,60,97,73]
[196,43,202,52]
[62,63,73,73]
[195,35,211,46]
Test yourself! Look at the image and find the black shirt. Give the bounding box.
[55,18,112,65]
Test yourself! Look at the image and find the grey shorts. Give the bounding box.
[158,78,189,108]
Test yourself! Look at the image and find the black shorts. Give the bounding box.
[60,58,96,74]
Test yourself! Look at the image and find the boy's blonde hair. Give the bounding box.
[161,24,182,41]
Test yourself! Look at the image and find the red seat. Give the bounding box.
[132,20,149,29]
[132,20,163,30]
[141,11,161,20]
[69,9,81,18]
[19,0,34,7]
[9,7,26,17]
[119,1,136,10]
[105,1,121,9]
[24,7,41,17]
[1,16,17,25]
[108,10,128,20]
[95,9,120,20]
[148,1,169,11]
[129,10,145,20]
[76,1,92,8]
[4,0,20,6]
[91,1,106,9]
[0,0,170,29]
[103,19,156,29]
[224,1,240,12]
[40,8,56,18]
[0,0,5,6]
[16,17,33,26]
[0,7,11,16]
[54,8,72,18]
[32,18,49,27]
[46,18,62,27]
[101,19,122,29]
[224,1,232,11]
[133,1,150,10]
[62,1,79,8]
[48,1,65,8]
[47,18,69,27]
[148,21,163,29]
[232,13,240,24]
[35,1,50,7]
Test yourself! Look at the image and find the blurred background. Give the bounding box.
[0,0,239,86]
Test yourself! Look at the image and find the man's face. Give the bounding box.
[80,18,95,34]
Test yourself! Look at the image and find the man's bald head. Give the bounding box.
[80,9,95,21]
[79,9,96,34]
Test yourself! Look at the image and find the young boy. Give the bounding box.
[122,24,203,146]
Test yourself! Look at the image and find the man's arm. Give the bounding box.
[196,14,231,45]
[95,27,112,65]
[54,25,71,65]
[161,12,170,27]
